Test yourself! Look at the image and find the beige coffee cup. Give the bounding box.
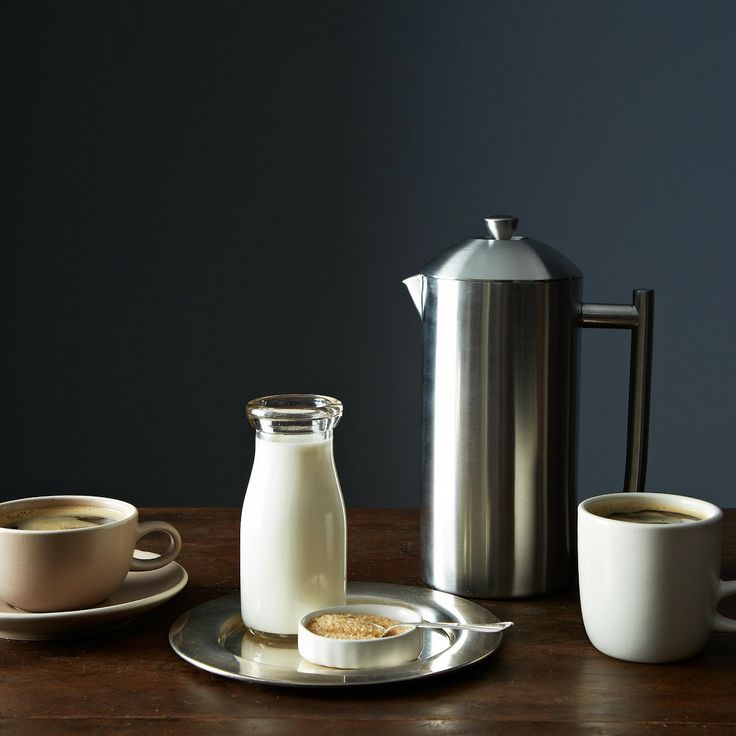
[0,494,182,612]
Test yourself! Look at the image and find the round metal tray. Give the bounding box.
[169,582,506,687]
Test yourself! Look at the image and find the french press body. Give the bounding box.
[404,216,653,598]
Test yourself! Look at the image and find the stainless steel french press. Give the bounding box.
[404,216,653,598]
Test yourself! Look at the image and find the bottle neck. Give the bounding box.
[255,430,334,444]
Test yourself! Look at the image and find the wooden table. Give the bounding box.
[0,508,734,735]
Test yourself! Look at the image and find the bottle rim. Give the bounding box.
[246,394,343,434]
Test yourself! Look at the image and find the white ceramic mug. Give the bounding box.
[578,492,736,663]
[0,494,182,612]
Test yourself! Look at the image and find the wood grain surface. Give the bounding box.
[0,508,734,735]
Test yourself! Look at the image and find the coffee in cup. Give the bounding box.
[0,495,182,612]
[598,500,705,525]
[578,492,736,663]
[0,503,126,531]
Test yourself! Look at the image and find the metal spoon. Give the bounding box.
[376,620,514,637]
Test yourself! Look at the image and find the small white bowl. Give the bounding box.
[298,603,423,669]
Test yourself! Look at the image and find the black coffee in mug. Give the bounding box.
[605,508,702,524]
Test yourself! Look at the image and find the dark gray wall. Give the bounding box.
[2,1,735,508]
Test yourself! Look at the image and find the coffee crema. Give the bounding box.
[604,508,703,525]
[0,505,125,531]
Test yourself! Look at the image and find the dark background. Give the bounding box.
[2,1,735,508]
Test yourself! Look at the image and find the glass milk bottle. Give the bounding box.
[240,394,347,640]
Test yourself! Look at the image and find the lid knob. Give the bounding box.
[485,216,519,240]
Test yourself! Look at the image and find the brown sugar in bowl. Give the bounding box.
[298,604,423,669]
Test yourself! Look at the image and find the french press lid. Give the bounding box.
[421,216,582,282]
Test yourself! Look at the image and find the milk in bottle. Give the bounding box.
[240,394,346,638]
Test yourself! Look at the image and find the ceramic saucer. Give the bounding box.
[0,552,188,640]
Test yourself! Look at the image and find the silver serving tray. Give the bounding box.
[169,582,505,687]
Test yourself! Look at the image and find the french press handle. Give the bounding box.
[579,289,654,491]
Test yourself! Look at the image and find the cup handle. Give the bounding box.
[713,579,736,633]
[129,521,182,572]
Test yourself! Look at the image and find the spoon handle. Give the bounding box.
[415,620,513,633]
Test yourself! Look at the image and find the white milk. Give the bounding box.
[240,433,346,637]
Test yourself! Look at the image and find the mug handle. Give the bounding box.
[713,579,736,632]
[579,288,654,491]
[129,521,182,572]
